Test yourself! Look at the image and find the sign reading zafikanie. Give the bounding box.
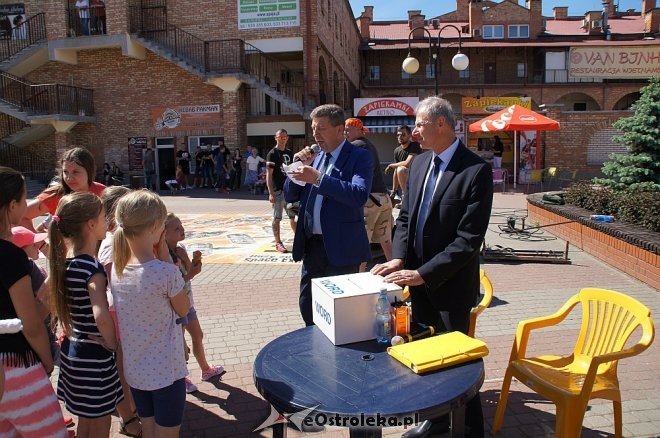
[569,46,660,78]
[238,0,299,30]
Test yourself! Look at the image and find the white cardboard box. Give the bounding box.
[312,272,403,345]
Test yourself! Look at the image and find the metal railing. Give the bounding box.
[128,3,305,110]
[0,71,95,116]
[0,113,27,139]
[66,1,107,37]
[0,140,53,183]
[0,13,47,62]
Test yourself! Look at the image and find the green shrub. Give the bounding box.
[564,183,660,232]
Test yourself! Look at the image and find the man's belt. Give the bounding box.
[369,193,383,207]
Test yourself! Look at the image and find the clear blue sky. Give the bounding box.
[347,0,641,20]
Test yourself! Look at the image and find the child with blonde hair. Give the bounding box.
[111,191,190,438]
[0,167,68,437]
[98,186,142,437]
[48,191,122,437]
[164,213,224,393]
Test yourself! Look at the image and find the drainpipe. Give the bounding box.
[305,0,313,112]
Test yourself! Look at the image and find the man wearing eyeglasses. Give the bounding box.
[372,96,493,437]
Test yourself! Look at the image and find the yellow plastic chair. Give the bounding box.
[525,169,544,193]
[401,268,493,337]
[543,167,558,190]
[492,288,655,438]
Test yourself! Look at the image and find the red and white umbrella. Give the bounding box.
[468,105,560,188]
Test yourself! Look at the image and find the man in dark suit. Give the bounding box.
[372,96,493,437]
[285,104,373,326]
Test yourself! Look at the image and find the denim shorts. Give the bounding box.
[130,378,186,427]
[178,306,198,326]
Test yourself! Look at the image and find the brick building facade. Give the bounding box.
[357,0,659,179]
[0,0,361,188]
[0,0,657,186]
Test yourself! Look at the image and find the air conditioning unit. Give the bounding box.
[591,20,602,28]
[581,18,588,28]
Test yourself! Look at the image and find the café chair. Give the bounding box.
[492,168,507,193]
[524,169,544,194]
[468,269,493,337]
[543,166,558,190]
[492,288,655,438]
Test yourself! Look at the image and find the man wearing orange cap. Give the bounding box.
[344,118,393,270]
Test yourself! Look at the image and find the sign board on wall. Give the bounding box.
[151,105,221,132]
[128,137,147,171]
[238,0,299,30]
[354,97,419,117]
[461,97,531,115]
[569,46,660,78]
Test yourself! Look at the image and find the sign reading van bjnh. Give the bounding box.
[238,0,299,30]
[569,46,660,79]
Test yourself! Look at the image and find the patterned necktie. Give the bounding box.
[304,153,332,238]
[415,155,442,259]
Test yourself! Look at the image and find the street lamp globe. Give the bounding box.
[452,52,469,71]
[402,55,420,75]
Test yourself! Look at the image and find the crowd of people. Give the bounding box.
[0,148,223,438]
[1,98,493,438]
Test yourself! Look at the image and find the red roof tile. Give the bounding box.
[368,21,471,40]
[545,15,645,35]
[366,39,659,50]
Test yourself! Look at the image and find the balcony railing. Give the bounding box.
[0,13,47,62]
[0,140,54,183]
[0,71,95,117]
[0,113,27,139]
[128,2,305,111]
[66,1,107,37]
[363,68,606,87]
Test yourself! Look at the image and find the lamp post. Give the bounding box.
[401,25,469,96]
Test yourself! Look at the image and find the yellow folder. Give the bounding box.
[387,331,489,374]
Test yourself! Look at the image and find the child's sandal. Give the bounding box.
[119,416,142,438]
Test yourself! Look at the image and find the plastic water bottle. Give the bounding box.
[590,214,615,223]
[375,288,392,345]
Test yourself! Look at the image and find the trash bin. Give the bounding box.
[131,175,143,189]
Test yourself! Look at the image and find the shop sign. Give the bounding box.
[128,137,147,171]
[354,97,419,117]
[238,0,299,30]
[151,104,221,132]
[569,46,660,78]
[461,97,531,115]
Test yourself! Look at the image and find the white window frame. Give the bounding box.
[516,63,527,78]
[483,25,504,39]
[459,68,470,78]
[508,24,529,38]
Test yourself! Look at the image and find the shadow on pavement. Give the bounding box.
[482,389,614,437]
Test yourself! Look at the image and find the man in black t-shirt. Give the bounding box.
[385,125,422,203]
[266,129,295,253]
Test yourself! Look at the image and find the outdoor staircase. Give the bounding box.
[0,13,49,76]
[4,124,55,148]
[0,140,54,185]
[129,6,305,115]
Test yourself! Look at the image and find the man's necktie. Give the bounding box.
[304,153,332,238]
[415,155,442,258]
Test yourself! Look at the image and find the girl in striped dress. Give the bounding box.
[0,167,68,437]
[48,191,123,437]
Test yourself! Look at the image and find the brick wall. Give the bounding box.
[24,48,223,172]
[528,202,659,290]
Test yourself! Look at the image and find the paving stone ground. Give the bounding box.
[53,188,658,437]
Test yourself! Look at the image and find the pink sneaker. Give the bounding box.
[201,364,225,381]
[184,377,198,393]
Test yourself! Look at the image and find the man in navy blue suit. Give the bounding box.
[372,96,493,437]
[284,104,373,326]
